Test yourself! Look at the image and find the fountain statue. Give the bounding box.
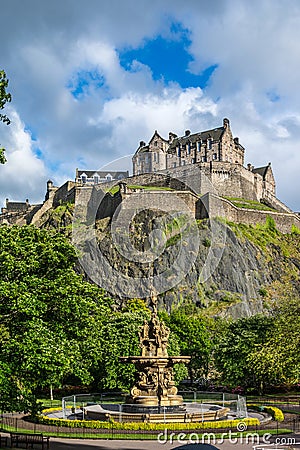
[120,293,190,412]
[83,293,232,422]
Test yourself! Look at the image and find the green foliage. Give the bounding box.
[258,287,268,297]
[37,412,259,430]
[291,224,300,235]
[224,197,276,211]
[265,215,277,232]
[162,308,214,383]
[94,309,150,391]
[247,296,300,392]
[0,70,12,163]
[0,225,112,412]
[214,315,275,392]
[122,298,149,313]
[249,404,284,422]
[202,237,211,248]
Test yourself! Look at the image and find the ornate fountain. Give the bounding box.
[119,294,190,412]
[83,294,231,422]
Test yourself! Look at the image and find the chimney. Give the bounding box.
[234,137,239,145]
[185,130,191,136]
[169,132,177,142]
[47,180,53,190]
[139,141,146,147]
[223,118,230,128]
[247,163,252,171]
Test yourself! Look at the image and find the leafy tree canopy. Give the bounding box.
[0,225,112,411]
[0,70,11,164]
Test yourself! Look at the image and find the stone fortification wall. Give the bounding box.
[262,190,293,213]
[123,162,264,201]
[52,181,77,207]
[96,187,199,220]
[201,193,300,234]
[96,190,122,220]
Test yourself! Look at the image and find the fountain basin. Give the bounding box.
[84,402,230,423]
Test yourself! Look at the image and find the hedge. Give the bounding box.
[248,404,284,422]
[37,412,259,431]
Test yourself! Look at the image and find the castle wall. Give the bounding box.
[201,193,300,234]
[126,162,267,203]
[52,181,77,207]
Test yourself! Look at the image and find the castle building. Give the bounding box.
[132,118,277,205]
[75,169,129,185]
[133,118,245,174]
[1,118,299,233]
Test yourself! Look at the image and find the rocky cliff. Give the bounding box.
[37,203,300,319]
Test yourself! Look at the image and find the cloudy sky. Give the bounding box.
[0,0,300,210]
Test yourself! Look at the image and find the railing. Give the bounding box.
[61,391,247,420]
[1,414,299,439]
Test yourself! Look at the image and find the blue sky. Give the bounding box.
[1,0,300,211]
[118,23,218,89]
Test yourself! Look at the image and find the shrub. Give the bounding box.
[37,413,259,431]
[258,287,268,297]
[248,404,284,422]
[263,406,284,422]
[202,237,211,248]
[291,224,300,235]
[265,216,277,232]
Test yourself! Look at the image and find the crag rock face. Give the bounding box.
[95,214,300,319]
[30,201,300,319]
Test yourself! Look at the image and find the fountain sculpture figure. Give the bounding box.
[120,294,190,412]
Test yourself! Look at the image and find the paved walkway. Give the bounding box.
[48,438,251,449]
[48,435,300,450]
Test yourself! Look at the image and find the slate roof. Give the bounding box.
[252,165,271,179]
[169,126,225,150]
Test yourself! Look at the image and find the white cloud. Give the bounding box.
[0,109,47,205]
[0,0,300,211]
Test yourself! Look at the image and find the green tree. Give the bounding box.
[0,70,11,163]
[0,225,112,412]
[161,308,214,384]
[214,314,275,392]
[247,297,300,393]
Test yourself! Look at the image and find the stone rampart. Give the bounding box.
[52,181,77,207]
[118,162,267,203]
[201,192,300,234]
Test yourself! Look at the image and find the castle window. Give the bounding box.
[173,162,177,168]
[212,153,217,160]
[177,146,181,157]
[201,156,206,162]
[186,143,191,154]
[197,141,201,152]
[81,173,87,184]
[182,160,186,165]
[192,158,196,164]
[153,152,157,162]
[94,175,99,184]
[207,139,212,150]
[154,141,158,147]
